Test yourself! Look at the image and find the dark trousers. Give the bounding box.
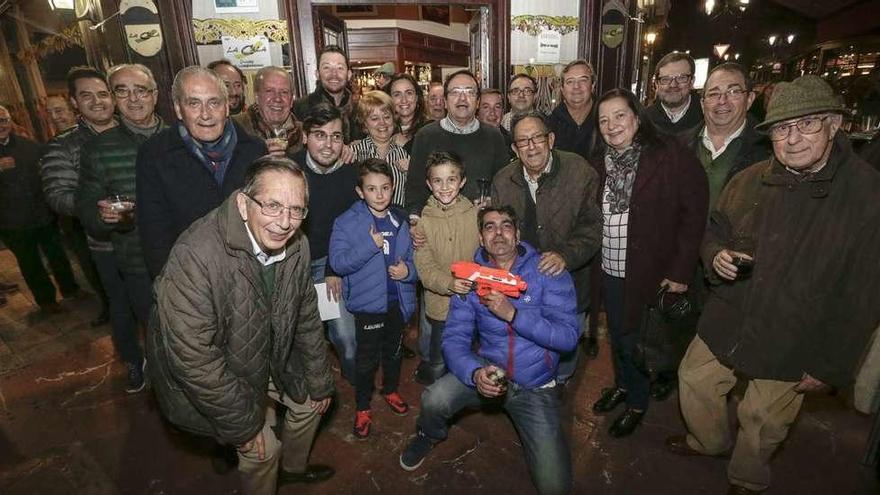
[354,303,404,411]
[0,224,78,307]
[425,317,448,380]
[91,250,148,365]
[601,272,650,410]
[59,217,108,310]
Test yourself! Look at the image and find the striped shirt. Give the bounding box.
[351,136,410,207]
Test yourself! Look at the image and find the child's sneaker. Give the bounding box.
[400,431,434,471]
[383,392,410,416]
[353,410,372,439]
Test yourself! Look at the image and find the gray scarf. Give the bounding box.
[603,142,641,214]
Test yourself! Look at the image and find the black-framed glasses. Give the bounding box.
[769,115,832,141]
[514,133,549,149]
[703,88,749,103]
[656,73,692,86]
[245,194,308,220]
[113,87,155,100]
[508,87,536,96]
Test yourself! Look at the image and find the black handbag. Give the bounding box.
[633,286,699,378]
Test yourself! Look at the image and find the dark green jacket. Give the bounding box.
[76,121,164,275]
[698,134,880,387]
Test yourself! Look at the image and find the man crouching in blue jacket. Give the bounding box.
[399,205,578,495]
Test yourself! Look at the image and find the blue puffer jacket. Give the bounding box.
[329,201,417,320]
[443,242,579,389]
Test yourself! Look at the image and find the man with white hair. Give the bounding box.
[233,66,303,157]
[136,65,266,280]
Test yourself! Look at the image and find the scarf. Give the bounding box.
[178,119,238,186]
[247,103,302,144]
[603,142,642,214]
[440,116,480,135]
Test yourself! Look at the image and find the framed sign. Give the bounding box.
[214,0,258,14]
[120,0,163,57]
[221,35,271,69]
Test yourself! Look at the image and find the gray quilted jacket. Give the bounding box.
[40,119,113,250]
[147,193,334,445]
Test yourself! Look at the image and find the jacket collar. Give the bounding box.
[475,240,537,271]
[163,120,260,153]
[761,132,850,197]
[508,149,562,187]
[423,195,475,217]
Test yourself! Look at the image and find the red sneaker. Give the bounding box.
[353,410,372,439]
[383,392,410,416]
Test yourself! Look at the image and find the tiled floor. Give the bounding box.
[0,248,877,494]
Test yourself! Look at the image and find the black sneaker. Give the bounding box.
[126,359,146,393]
[400,432,434,471]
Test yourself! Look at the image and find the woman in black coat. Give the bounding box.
[590,89,709,438]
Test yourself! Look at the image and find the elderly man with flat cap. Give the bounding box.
[666,75,880,495]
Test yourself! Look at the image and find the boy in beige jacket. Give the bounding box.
[412,151,480,384]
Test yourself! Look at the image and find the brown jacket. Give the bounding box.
[413,195,480,321]
[492,149,602,312]
[232,104,303,156]
[698,134,880,387]
[590,138,709,331]
[146,193,333,445]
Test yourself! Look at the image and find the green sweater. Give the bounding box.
[77,120,165,275]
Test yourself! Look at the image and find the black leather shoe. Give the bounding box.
[649,378,676,401]
[608,408,644,438]
[592,387,627,414]
[278,464,335,484]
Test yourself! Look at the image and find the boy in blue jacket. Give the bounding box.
[329,158,418,439]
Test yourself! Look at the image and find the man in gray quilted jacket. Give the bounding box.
[149,157,335,494]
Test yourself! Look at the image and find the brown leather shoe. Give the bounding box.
[727,484,764,495]
[665,435,730,458]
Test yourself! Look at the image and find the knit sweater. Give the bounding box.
[405,121,510,216]
[290,149,358,262]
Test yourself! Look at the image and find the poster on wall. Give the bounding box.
[221,35,271,69]
[214,0,258,14]
[536,29,561,63]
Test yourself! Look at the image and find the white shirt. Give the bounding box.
[522,153,553,203]
[662,94,691,124]
[701,120,747,160]
[305,152,342,175]
[245,223,287,267]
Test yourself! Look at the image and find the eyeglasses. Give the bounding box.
[0,117,9,124]
[514,133,549,149]
[309,130,344,144]
[246,194,308,220]
[656,74,692,86]
[768,115,832,141]
[508,88,536,96]
[113,87,155,100]
[703,88,749,103]
[448,87,478,98]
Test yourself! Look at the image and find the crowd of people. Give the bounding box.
[0,45,878,495]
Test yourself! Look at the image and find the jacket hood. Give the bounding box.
[422,195,476,219]
[474,240,538,270]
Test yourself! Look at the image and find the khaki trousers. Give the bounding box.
[237,380,322,495]
[678,336,804,491]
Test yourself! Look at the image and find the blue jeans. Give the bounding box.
[417,373,572,495]
[310,256,356,383]
[602,272,650,409]
[556,311,587,383]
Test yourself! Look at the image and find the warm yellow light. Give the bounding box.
[645,32,657,45]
